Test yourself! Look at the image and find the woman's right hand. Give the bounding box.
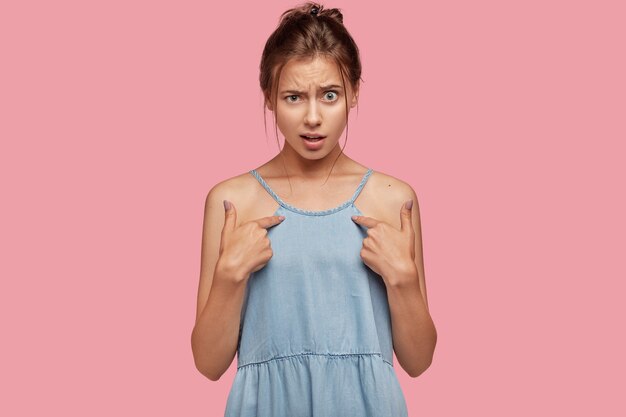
[215,199,285,283]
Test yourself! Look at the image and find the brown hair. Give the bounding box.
[259,2,364,182]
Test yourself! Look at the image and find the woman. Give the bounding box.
[191,3,437,416]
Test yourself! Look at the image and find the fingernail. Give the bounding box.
[223,200,231,210]
[278,216,285,221]
[351,216,357,221]
[405,200,413,209]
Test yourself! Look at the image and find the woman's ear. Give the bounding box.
[350,86,359,108]
[265,97,274,111]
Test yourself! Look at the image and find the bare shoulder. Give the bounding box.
[364,169,419,229]
[205,170,273,226]
[369,169,417,202]
[207,171,253,201]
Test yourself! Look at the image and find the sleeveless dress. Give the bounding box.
[223,168,409,417]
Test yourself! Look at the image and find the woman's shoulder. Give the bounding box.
[205,170,261,204]
[204,170,271,222]
[368,168,418,203]
[362,169,419,229]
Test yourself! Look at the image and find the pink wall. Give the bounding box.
[1,0,624,415]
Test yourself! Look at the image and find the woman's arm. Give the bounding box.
[387,188,437,378]
[191,184,248,381]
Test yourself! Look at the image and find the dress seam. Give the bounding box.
[249,168,373,216]
[237,352,393,370]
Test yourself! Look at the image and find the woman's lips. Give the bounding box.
[301,135,326,150]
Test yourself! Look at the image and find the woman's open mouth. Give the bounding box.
[300,135,325,141]
[300,135,326,150]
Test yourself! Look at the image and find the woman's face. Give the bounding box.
[270,56,358,161]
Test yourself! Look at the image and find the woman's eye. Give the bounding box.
[324,91,338,101]
[286,95,299,102]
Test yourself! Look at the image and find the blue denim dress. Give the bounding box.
[223,168,408,417]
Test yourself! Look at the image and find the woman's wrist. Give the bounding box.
[215,257,250,285]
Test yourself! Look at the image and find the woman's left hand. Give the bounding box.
[351,200,417,287]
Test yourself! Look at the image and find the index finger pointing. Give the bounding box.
[351,215,378,228]
[256,215,286,229]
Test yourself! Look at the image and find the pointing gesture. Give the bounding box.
[351,200,417,286]
[217,200,285,283]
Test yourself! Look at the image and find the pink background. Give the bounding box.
[2,0,624,415]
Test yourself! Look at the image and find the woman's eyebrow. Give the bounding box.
[280,84,344,94]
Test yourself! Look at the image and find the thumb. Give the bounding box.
[400,199,413,232]
[223,199,237,231]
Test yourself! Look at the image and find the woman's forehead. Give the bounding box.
[279,57,342,89]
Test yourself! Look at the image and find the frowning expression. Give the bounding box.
[269,55,358,160]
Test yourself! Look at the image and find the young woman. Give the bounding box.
[191,3,437,416]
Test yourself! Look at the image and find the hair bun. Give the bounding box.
[309,3,344,24]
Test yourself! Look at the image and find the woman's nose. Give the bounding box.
[304,101,321,126]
